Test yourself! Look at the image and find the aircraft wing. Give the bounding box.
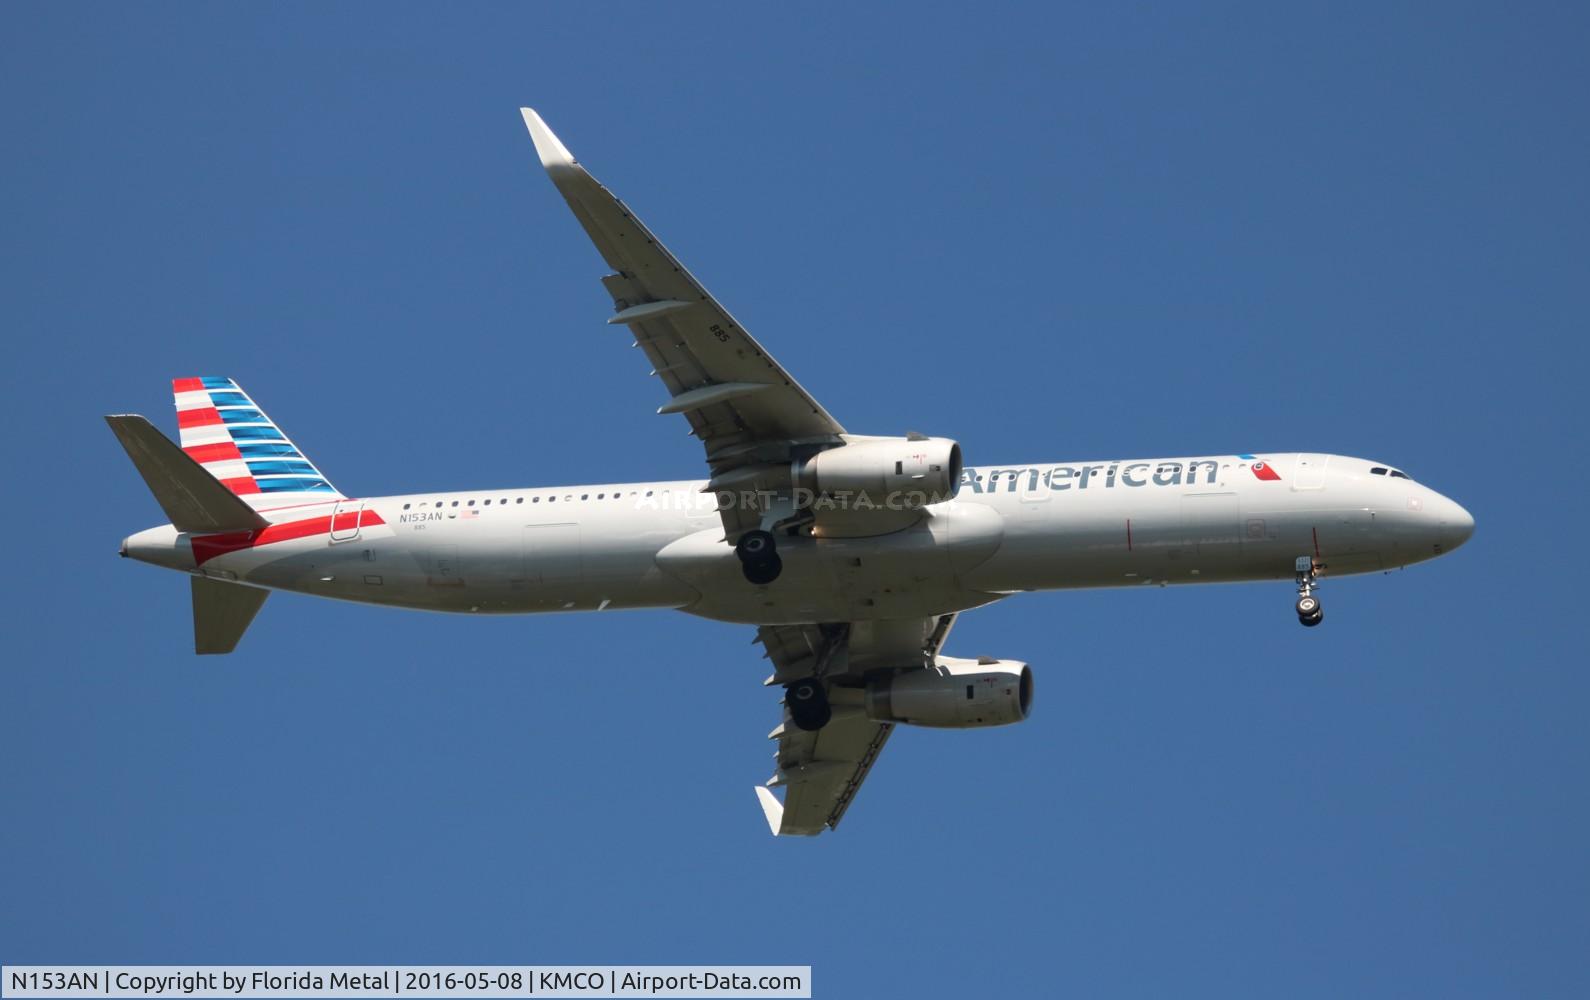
[753,614,957,836]
[519,109,846,537]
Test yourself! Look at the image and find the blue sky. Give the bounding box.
[3,4,1585,996]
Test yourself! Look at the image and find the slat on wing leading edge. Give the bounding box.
[751,614,957,836]
[518,108,845,485]
[517,109,966,836]
[770,694,895,836]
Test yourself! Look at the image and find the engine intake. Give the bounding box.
[798,437,962,508]
[866,657,1033,729]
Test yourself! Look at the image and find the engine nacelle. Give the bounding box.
[797,437,962,508]
[865,656,1033,729]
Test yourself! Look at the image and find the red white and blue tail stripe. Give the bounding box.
[172,377,342,509]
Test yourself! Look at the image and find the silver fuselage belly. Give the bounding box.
[122,453,1473,626]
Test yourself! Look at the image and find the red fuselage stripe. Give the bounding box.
[191,508,386,565]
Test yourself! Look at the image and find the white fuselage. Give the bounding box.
[121,452,1474,625]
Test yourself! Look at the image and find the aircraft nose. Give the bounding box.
[1435,495,1475,552]
[119,536,129,558]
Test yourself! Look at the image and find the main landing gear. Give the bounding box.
[1295,556,1324,627]
[735,529,783,585]
[785,676,832,731]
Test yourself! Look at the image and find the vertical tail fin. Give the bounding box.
[171,377,343,509]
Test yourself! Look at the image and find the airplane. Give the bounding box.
[108,108,1475,836]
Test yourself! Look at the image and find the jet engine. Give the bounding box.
[797,437,962,508]
[865,656,1033,729]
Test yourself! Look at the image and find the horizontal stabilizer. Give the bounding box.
[191,577,268,655]
[106,415,269,534]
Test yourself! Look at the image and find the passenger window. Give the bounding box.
[467,500,475,506]
[403,503,410,510]
[451,501,459,507]
[483,499,491,506]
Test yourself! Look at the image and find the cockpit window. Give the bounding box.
[1370,467,1387,475]
[1389,470,1410,479]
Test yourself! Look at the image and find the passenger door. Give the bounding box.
[1292,454,1329,491]
[329,499,364,543]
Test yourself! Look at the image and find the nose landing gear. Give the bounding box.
[1295,556,1324,627]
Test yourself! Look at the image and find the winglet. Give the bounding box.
[519,108,578,173]
[754,786,785,836]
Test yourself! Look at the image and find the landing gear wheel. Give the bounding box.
[1293,555,1324,627]
[786,677,831,731]
[735,530,776,561]
[735,530,782,585]
[742,553,783,585]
